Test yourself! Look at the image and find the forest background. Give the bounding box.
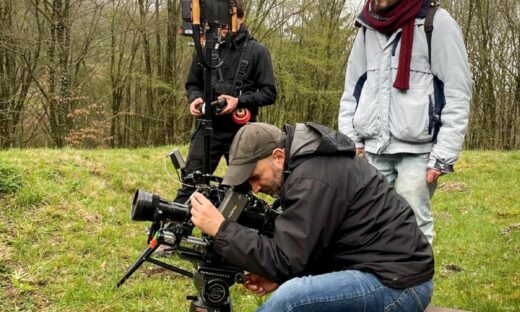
[1,0,519,150]
[1,1,519,311]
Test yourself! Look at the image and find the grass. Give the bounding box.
[0,148,518,311]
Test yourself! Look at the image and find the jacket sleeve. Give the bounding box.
[338,28,367,148]
[213,178,338,283]
[428,9,472,169]
[237,44,277,109]
[185,54,204,103]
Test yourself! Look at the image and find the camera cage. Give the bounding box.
[117,150,278,311]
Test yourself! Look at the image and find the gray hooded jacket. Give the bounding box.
[338,8,472,170]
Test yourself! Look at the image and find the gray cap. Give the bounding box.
[222,123,285,186]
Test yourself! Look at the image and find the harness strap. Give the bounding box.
[231,37,250,96]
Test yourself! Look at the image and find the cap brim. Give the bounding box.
[222,162,257,186]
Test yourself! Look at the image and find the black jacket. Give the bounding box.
[214,123,434,288]
[185,25,276,132]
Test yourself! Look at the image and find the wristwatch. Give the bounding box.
[433,159,454,173]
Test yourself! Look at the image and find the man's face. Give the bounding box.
[371,0,402,12]
[247,149,285,197]
[220,17,243,39]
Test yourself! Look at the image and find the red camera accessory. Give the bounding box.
[232,108,251,125]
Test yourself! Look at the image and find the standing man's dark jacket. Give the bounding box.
[175,24,276,204]
[214,123,434,288]
[185,24,276,132]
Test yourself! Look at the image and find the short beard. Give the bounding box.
[264,164,284,197]
[371,0,401,13]
[270,167,283,196]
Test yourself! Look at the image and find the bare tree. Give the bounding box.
[0,2,42,148]
[109,0,140,147]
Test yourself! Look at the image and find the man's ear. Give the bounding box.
[272,148,285,166]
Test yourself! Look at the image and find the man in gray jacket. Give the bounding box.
[338,0,472,244]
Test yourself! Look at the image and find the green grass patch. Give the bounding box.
[0,162,23,196]
[0,148,518,311]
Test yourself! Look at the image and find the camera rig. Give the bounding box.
[117,2,278,311]
[183,0,240,178]
[117,149,278,311]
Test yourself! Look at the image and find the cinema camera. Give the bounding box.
[117,148,278,312]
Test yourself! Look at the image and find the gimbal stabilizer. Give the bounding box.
[117,2,278,311]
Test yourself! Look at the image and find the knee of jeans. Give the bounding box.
[397,190,432,220]
[258,277,306,312]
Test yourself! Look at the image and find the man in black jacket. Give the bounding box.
[191,122,434,311]
[176,0,276,204]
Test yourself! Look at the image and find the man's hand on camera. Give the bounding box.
[217,95,238,115]
[190,192,225,236]
[244,273,279,296]
[190,98,204,116]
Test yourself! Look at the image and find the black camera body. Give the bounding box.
[130,185,277,242]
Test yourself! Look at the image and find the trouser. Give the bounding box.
[258,270,433,312]
[174,123,237,204]
[365,152,437,244]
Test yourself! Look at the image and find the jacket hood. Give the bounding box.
[283,122,356,171]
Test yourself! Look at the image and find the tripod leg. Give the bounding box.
[117,244,159,287]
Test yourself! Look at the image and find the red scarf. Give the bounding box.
[362,0,422,90]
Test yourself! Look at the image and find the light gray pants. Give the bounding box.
[365,152,436,244]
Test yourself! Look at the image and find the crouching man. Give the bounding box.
[190,122,434,311]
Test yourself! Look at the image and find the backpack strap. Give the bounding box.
[424,1,445,143]
[425,1,440,65]
[231,36,251,96]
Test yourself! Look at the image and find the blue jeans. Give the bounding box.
[257,270,433,312]
[364,152,436,244]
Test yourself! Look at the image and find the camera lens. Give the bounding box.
[131,190,156,221]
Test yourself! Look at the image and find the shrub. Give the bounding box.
[0,163,23,195]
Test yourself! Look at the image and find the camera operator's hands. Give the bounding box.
[190,98,204,116]
[216,95,238,115]
[190,192,225,236]
[244,273,279,296]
